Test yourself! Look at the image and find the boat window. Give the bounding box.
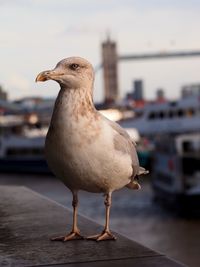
[182,157,200,175]
[186,108,195,117]
[148,112,156,120]
[169,101,177,107]
[159,111,165,119]
[135,111,144,118]
[11,126,23,135]
[168,110,176,118]
[177,109,184,117]
[155,172,173,185]
[182,140,200,154]
[6,148,44,156]
[155,136,175,153]
[182,141,194,153]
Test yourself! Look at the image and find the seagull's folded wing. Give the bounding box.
[103,116,149,190]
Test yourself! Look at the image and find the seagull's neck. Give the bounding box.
[51,86,97,125]
[62,85,95,111]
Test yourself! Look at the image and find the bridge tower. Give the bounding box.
[102,37,118,104]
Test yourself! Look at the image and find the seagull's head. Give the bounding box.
[36,57,94,89]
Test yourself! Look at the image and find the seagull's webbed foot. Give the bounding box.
[86,230,116,241]
[51,230,84,242]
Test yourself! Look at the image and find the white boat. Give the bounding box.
[152,133,200,215]
[119,94,200,136]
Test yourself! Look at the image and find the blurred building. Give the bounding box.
[181,84,200,98]
[125,79,145,108]
[126,79,144,101]
[14,97,43,110]
[156,88,166,103]
[0,85,7,100]
[13,97,55,126]
[181,87,191,98]
[102,37,118,104]
[133,80,143,101]
[0,99,21,115]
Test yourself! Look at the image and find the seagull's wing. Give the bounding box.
[106,118,139,173]
[102,116,149,189]
[106,118,136,145]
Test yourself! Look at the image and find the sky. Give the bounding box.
[1,0,200,102]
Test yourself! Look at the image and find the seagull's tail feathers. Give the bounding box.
[126,166,149,190]
[126,181,141,190]
[138,166,149,176]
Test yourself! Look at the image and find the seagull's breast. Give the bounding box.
[45,101,132,193]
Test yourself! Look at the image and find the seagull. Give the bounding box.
[36,57,148,241]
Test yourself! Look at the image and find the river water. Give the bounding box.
[0,173,199,267]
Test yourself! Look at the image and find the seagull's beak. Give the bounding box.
[35,69,64,82]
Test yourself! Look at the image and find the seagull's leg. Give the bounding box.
[87,192,116,241]
[51,190,84,241]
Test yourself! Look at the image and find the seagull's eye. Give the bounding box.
[70,63,79,70]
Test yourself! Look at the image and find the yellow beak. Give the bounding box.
[35,70,65,82]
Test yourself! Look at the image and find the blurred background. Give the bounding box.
[0,1,200,266]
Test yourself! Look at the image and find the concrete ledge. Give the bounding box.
[0,185,185,266]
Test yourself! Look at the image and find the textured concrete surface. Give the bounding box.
[1,174,199,266]
[0,185,185,266]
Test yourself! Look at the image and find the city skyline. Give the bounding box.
[1,0,200,102]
